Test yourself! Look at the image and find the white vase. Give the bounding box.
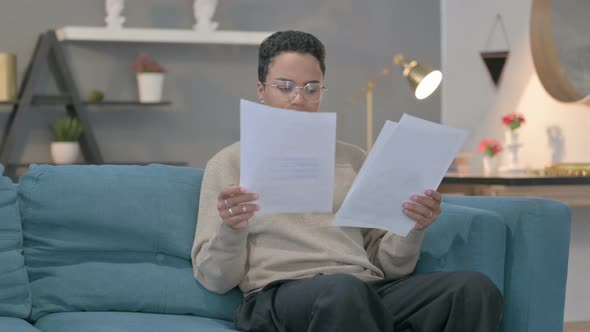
[50,142,80,165]
[137,73,164,103]
[504,129,519,145]
[502,129,526,173]
[482,156,499,175]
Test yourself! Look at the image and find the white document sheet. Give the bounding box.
[239,99,337,214]
[334,114,468,236]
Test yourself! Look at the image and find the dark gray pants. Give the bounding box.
[235,271,503,332]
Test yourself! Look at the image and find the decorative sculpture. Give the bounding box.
[547,126,565,164]
[193,0,219,32]
[480,14,510,87]
[105,0,126,29]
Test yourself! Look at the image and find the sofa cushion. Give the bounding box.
[415,202,507,292]
[35,312,237,332]
[0,164,31,318]
[0,317,41,332]
[19,164,242,322]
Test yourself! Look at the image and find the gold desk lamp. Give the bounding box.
[354,54,442,151]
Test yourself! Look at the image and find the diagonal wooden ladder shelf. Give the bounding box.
[0,30,103,165]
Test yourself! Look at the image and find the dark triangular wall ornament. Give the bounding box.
[481,51,509,86]
[480,14,511,88]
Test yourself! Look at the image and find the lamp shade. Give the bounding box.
[402,61,443,100]
[354,53,444,151]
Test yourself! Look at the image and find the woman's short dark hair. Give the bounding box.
[258,30,326,83]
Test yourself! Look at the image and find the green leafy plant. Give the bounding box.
[51,116,83,142]
[87,89,105,102]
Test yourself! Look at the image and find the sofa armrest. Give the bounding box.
[415,203,507,292]
[442,196,571,332]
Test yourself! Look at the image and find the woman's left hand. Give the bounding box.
[403,189,442,231]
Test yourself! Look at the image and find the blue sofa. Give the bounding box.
[0,164,570,332]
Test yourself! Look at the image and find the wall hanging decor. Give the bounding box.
[480,14,510,87]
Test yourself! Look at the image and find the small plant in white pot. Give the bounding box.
[50,116,82,165]
[132,52,165,103]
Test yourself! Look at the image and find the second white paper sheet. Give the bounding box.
[240,99,337,214]
[334,114,468,236]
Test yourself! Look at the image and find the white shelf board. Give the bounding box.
[56,26,273,45]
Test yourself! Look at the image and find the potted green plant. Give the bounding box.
[87,89,105,102]
[50,116,83,164]
[131,52,165,103]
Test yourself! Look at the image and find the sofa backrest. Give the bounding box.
[0,164,31,318]
[18,164,242,322]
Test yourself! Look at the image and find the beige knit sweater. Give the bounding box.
[191,141,424,294]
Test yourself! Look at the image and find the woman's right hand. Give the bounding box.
[217,185,259,230]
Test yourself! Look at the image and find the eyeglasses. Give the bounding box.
[262,81,327,103]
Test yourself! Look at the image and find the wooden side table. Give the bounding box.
[440,172,590,206]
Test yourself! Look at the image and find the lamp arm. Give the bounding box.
[352,53,408,101]
[351,53,439,151]
[352,53,407,151]
[365,83,374,151]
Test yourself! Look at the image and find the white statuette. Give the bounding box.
[193,0,219,32]
[105,0,126,29]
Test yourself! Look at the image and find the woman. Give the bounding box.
[192,30,502,332]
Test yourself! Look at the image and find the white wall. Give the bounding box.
[442,0,590,169]
[442,0,590,322]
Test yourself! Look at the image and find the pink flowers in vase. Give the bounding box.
[502,112,526,131]
[131,52,165,73]
[478,138,502,175]
[478,139,502,157]
[131,52,165,103]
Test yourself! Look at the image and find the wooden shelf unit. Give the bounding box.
[0,30,183,170]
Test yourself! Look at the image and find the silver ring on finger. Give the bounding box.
[242,206,247,213]
[224,199,231,208]
[228,207,234,215]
